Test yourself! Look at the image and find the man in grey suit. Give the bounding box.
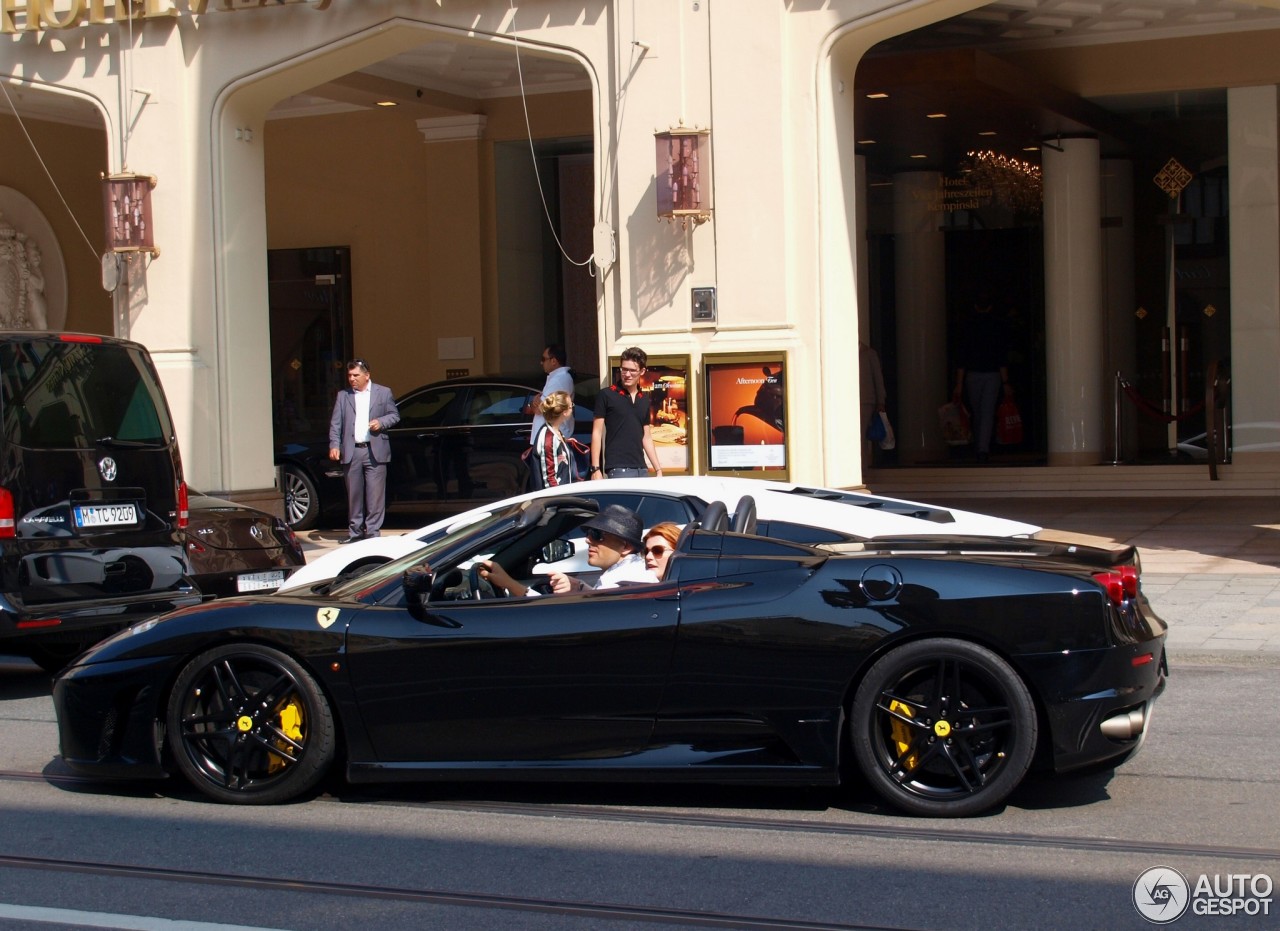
[328,359,400,543]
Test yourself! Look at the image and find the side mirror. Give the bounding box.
[539,539,575,564]
[403,564,434,618]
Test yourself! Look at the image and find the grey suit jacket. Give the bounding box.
[328,383,400,463]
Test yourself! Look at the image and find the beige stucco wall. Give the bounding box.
[3,0,1277,502]
[0,114,112,335]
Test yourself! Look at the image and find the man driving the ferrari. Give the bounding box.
[478,504,655,596]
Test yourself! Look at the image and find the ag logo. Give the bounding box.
[316,607,340,629]
[1134,866,1190,923]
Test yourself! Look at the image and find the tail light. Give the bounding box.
[1093,565,1139,606]
[0,486,13,539]
[177,481,189,529]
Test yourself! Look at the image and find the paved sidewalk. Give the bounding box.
[298,495,1280,663]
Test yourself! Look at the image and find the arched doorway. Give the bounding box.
[213,22,597,498]
[821,2,1269,484]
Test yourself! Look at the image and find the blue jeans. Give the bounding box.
[606,467,649,479]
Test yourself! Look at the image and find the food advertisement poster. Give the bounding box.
[704,354,787,474]
[608,355,690,472]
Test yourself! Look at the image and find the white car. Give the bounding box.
[280,477,1040,592]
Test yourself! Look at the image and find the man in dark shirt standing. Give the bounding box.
[589,346,664,479]
[952,293,1013,462]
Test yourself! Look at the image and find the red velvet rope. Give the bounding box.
[1120,381,1205,424]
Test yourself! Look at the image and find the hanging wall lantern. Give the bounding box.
[102,172,159,256]
[654,126,711,226]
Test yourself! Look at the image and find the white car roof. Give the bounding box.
[280,477,1039,592]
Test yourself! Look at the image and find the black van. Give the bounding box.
[0,332,201,670]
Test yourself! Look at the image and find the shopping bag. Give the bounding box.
[938,401,972,445]
[876,412,896,451]
[996,398,1024,445]
[867,412,886,444]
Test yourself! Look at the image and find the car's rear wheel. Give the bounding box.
[281,465,320,530]
[850,638,1037,817]
[167,644,335,804]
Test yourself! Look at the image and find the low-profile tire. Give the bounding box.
[167,643,336,804]
[281,465,320,531]
[850,638,1037,817]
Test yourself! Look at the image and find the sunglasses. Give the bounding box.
[645,544,669,557]
[584,528,605,544]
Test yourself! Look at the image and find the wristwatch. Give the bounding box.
[590,466,602,474]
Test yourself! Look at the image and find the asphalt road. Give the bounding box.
[0,654,1276,930]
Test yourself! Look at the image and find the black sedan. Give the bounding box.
[276,373,597,530]
[184,492,305,597]
[53,494,1167,817]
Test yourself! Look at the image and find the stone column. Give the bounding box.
[1043,137,1105,465]
[1228,86,1280,464]
[893,172,946,464]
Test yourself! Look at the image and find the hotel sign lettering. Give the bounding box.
[914,177,993,213]
[1,0,331,34]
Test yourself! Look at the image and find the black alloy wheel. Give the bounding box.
[850,638,1037,817]
[167,644,336,804]
[281,465,320,531]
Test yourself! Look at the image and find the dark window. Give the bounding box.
[397,388,460,429]
[0,340,172,450]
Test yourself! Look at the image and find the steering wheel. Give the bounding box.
[468,564,499,600]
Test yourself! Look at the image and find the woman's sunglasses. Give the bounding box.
[645,544,668,557]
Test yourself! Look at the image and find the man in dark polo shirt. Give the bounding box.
[589,346,664,479]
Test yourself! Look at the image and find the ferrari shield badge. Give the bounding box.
[316,607,340,629]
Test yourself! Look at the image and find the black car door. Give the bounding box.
[345,584,679,763]
[449,383,539,505]
[384,385,464,506]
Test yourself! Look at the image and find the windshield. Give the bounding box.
[0,339,173,450]
[324,508,519,600]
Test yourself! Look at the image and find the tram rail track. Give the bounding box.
[0,852,911,931]
[2,766,1276,864]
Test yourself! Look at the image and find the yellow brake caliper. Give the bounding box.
[889,699,919,771]
[268,699,305,772]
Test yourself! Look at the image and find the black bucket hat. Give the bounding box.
[580,504,643,550]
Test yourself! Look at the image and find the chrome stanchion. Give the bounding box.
[1105,370,1125,465]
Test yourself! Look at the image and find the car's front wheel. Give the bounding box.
[167,644,336,804]
[850,638,1037,817]
[280,465,320,530]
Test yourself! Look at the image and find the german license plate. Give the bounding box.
[237,570,285,593]
[74,504,138,528]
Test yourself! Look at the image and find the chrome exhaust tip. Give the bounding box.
[1100,706,1146,740]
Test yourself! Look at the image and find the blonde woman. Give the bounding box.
[643,521,681,579]
[530,390,575,489]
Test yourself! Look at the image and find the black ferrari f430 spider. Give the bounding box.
[53,494,1167,817]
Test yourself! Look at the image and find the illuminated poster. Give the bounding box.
[608,356,690,472]
[705,355,786,471]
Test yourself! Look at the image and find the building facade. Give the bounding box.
[2,0,1278,508]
